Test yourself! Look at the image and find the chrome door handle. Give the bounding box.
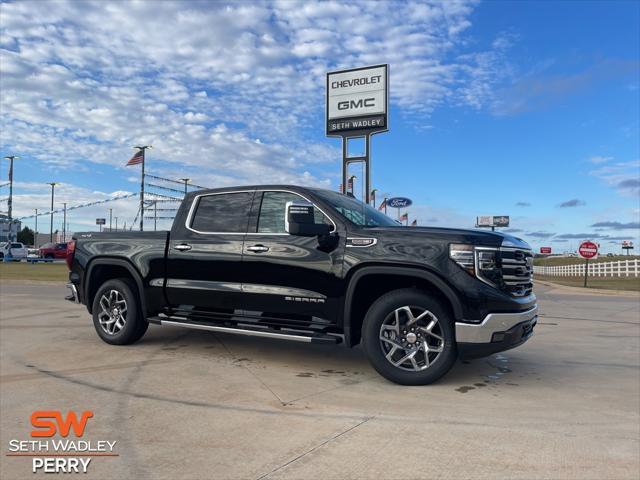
[174,244,192,251]
[246,245,269,253]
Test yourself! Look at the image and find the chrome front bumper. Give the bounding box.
[65,282,80,304]
[455,305,538,343]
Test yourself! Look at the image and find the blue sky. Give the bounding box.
[0,0,638,253]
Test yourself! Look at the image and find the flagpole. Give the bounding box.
[133,145,151,231]
[140,148,145,231]
[384,197,387,215]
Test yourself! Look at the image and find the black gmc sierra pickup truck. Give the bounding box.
[65,185,537,385]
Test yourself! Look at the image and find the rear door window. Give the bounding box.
[190,192,253,233]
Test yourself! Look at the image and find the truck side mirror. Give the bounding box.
[285,202,331,237]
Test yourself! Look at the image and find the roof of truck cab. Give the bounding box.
[185,185,334,198]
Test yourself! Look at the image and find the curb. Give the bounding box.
[535,279,640,297]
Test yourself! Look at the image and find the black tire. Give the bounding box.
[362,288,457,385]
[0,252,4,259]
[91,278,148,345]
[45,253,54,259]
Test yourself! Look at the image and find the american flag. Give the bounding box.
[411,219,418,226]
[126,149,144,166]
[347,177,354,191]
[400,213,409,221]
[378,198,386,211]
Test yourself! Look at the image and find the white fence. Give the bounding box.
[534,259,639,277]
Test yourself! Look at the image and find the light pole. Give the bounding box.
[109,208,113,232]
[63,203,67,241]
[115,217,118,232]
[180,178,191,195]
[47,182,57,242]
[3,155,20,220]
[34,209,38,248]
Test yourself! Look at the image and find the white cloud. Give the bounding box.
[590,160,640,197]
[589,155,613,164]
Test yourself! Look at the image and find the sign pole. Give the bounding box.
[584,258,589,288]
[341,138,348,195]
[364,134,371,204]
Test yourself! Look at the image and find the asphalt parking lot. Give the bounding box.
[1,282,639,479]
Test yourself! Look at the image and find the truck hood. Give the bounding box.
[363,226,531,250]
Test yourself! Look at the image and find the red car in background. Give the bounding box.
[39,242,68,259]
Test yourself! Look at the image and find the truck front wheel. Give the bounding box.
[91,278,148,345]
[362,288,457,385]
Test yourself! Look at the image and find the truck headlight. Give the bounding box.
[450,244,501,287]
[449,244,474,274]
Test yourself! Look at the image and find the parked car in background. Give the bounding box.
[39,242,68,259]
[0,242,28,261]
[27,248,40,258]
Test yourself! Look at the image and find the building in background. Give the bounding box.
[0,214,21,243]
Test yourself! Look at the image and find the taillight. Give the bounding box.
[66,240,76,270]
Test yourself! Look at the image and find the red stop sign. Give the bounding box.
[578,241,598,259]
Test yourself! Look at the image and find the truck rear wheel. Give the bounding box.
[362,288,457,385]
[92,278,148,345]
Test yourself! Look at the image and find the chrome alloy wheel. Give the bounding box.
[379,306,444,372]
[97,289,128,335]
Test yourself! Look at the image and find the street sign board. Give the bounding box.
[96,218,106,225]
[326,64,388,136]
[540,247,552,254]
[387,197,412,208]
[476,215,510,228]
[493,215,510,227]
[578,241,598,259]
[622,240,634,249]
[476,216,493,227]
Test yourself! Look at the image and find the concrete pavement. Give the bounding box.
[1,282,639,479]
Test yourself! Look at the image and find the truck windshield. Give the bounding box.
[312,190,399,228]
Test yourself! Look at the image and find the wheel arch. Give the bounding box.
[84,258,147,319]
[343,265,463,347]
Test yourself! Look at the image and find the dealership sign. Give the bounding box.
[578,240,598,259]
[387,197,412,208]
[326,64,388,136]
[95,218,106,225]
[540,247,552,254]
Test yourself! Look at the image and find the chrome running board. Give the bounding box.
[154,318,338,344]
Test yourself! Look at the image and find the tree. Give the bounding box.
[17,226,34,246]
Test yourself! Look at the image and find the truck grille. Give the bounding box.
[500,247,534,297]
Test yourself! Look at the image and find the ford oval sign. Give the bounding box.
[387,197,412,208]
